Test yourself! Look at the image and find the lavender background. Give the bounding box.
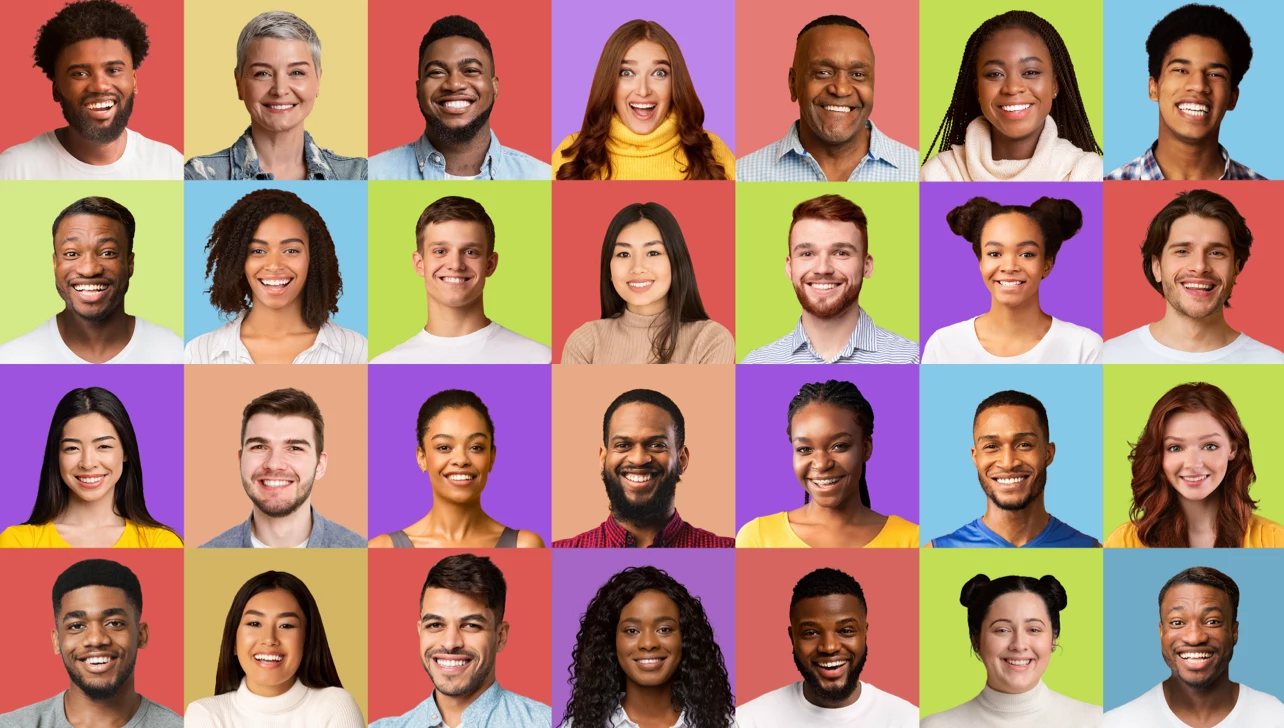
[735,365,919,529]
[551,0,737,153]
[551,549,736,726]
[919,182,1105,355]
[0,365,184,538]
[366,365,552,542]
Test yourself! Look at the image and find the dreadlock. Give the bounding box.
[924,10,1100,164]
[786,380,873,508]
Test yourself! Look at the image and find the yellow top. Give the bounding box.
[0,520,183,548]
[735,511,919,548]
[1104,513,1284,548]
[552,112,736,180]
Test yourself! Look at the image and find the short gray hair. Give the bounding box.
[234,11,322,77]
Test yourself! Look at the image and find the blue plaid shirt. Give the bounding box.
[369,130,551,180]
[369,681,551,728]
[741,308,920,364]
[736,120,919,182]
[1106,141,1265,180]
[185,126,366,180]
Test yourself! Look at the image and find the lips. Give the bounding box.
[70,281,111,303]
[258,478,294,489]
[83,96,119,119]
[437,275,473,285]
[257,276,294,296]
[813,658,849,679]
[1178,278,1217,298]
[634,656,668,671]
[628,101,657,121]
[74,474,108,488]
[1177,650,1215,670]
[1176,101,1210,122]
[1003,657,1034,670]
[804,280,844,294]
[821,105,853,114]
[79,654,118,674]
[998,103,1034,119]
[263,103,298,114]
[995,279,1026,290]
[619,468,660,490]
[253,652,286,669]
[991,473,1029,487]
[431,653,474,675]
[627,280,654,292]
[445,472,477,486]
[437,97,476,115]
[808,475,845,491]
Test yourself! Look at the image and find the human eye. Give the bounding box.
[619,68,634,77]
[290,69,306,77]
[63,250,79,259]
[615,250,629,258]
[254,70,271,78]
[653,68,668,78]
[62,444,80,453]
[248,247,266,256]
[106,619,127,628]
[246,619,261,627]
[1202,442,1219,451]
[1023,69,1041,77]
[67,621,84,631]
[622,626,639,635]
[795,446,812,455]
[832,442,849,452]
[1166,444,1182,453]
[279,621,297,629]
[815,69,833,78]
[649,442,668,451]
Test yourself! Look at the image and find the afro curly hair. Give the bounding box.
[34,0,150,80]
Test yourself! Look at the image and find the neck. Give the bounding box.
[622,681,680,722]
[243,304,313,335]
[802,495,871,526]
[1150,307,1238,352]
[55,126,128,166]
[247,675,296,698]
[614,508,675,548]
[250,503,313,547]
[56,492,125,527]
[1178,492,1222,546]
[989,122,1042,162]
[249,124,307,180]
[1163,675,1238,720]
[984,297,1047,328]
[425,297,490,337]
[797,120,870,181]
[981,500,1050,547]
[425,125,492,177]
[625,303,666,318]
[64,681,142,727]
[423,498,491,540]
[800,305,862,361]
[1154,127,1225,180]
[434,676,495,728]
[56,307,135,359]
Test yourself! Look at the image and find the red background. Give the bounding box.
[734,549,918,707]
[552,181,737,362]
[0,0,184,153]
[366,0,551,161]
[1103,180,1284,349]
[366,549,552,721]
[0,549,184,715]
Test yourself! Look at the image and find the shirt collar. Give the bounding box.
[608,702,688,728]
[420,681,506,726]
[605,510,685,547]
[1143,141,1235,180]
[414,129,501,177]
[777,120,902,167]
[210,312,340,361]
[233,126,337,180]
[789,307,878,361]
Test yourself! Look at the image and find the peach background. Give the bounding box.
[183,365,369,546]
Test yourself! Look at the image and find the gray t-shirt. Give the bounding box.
[0,692,183,728]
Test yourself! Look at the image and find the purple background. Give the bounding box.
[919,182,1105,355]
[551,0,737,153]
[367,365,552,542]
[551,549,736,726]
[735,365,919,529]
[0,365,184,538]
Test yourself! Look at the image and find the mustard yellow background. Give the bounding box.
[183,549,369,719]
[183,0,369,159]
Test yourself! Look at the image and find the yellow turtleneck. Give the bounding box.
[552,112,736,180]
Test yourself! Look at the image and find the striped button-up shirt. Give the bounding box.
[552,510,734,549]
[1106,141,1265,180]
[184,312,368,364]
[735,120,919,182]
[741,308,920,364]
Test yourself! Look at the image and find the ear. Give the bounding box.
[678,446,690,474]
[1148,77,1159,103]
[127,251,135,279]
[416,446,428,473]
[864,253,874,279]
[314,451,328,481]
[599,445,607,471]
[1042,255,1055,279]
[496,620,510,652]
[970,445,979,469]
[488,444,497,473]
[1151,255,1162,286]
[1045,441,1056,467]
[413,249,426,278]
[787,625,794,642]
[1231,620,1238,647]
[1052,74,1059,100]
[234,69,243,102]
[492,75,500,100]
[51,627,59,654]
[138,621,149,649]
[1227,87,1238,112]
[53,83,61,103]
[788,67,798,103]
[785,255,794,282]
[485,251,498,277]
[864,437,874,462]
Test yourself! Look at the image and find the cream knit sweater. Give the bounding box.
[921,116,1102,181]
[921,680,1102,727]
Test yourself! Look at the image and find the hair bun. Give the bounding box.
[1029,197,1083,242]
[959,574,992,607]
[1038,575,1068,612]
[946,197,1001,243]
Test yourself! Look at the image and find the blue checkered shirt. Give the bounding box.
[1106,141,1265,180]
[736,120,919,182]
[369,130,551,180]
[741,308,920,364]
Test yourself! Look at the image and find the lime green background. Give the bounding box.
[735,182,919,362]
[0,181,184,343]
[1103,366,1284,539]
[919,549,1103,717]
[919,0,1105,159]
[367,181,552,358]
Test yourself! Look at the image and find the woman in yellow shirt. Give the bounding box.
[553,19,735,180]
[0,387,182,548]
[1105,382,1284,548]
[736,380,919,548]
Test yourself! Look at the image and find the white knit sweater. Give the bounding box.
[921,680,1102,727]
[921,117,1102,181]
[185,678,365,727]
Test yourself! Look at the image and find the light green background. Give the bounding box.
[920,549,1104,717]
[0,181,184,343]
[735,183,919,362]
[367,181,552,358]
[919,0,1105,159]
[1103,366,1284,540]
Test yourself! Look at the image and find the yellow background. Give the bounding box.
[183,0,369,159]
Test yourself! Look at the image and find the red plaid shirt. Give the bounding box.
[553,510,734,548]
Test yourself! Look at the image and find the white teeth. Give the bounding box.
[1178,103,1209,115]
[73,284,107,291]
[1180,652,1212,659]
[259,279,290,287]
[809,283,838,290]
[77,476,105,484]
[1000,104,1033,112]
[624,473,652,483]
[447,474,474,481]
[87,101,115,110]
[441,276,469,283]
[436,658,468,667]
[636,658,663,664]
[811,477,840,486]
[261,479,290,487]
[819,661,845,668]
[267,104,294,110]
[1182,282,1213,290]
[996,476,1026,485]
[254,654,283,662]
[998,281,1023,287]
[628,281,653,289]
[822,105,852,113]
[442,100,472,108]
[86,656,110,665]
[630,103,656,109]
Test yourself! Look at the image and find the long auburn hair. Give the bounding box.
[556,20,728,181]
[24,387,179,540]
[599,202,711,364]
[1128,383,1256,548]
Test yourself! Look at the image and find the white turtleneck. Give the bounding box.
[921,680,1102,727]
[184,677,365,727]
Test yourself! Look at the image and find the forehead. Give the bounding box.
[1161,583,1232,612]
[243,413,316,443]
[608,402,675,438]
[977,27,1050,60]
[623,40,669,63]
[791,593,865,622]
[975,404,1042,437]
[421,586,492,617]
[422,35,492,69]
[1164,410,1227,439]
[789,218,864,250]
[253,213,308,242]
[244,587,303,615]
[59,584,133,617]
[425,406,488,435]
[421,219,487,246]
[55,213,127,242]
[616,219,663,244]
[244,37,313,64]
[984,591,1050,621]
[1163,214,1231,249]
[620,589,680,620]
[790,402,862,437]
[62,412,119,438]
[1164,34,1231,64]
[797,24,873,62]
[56,37,133,68]
[982,212,1043,243]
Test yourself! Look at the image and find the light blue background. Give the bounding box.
[1104,549,1284,710]
[183,181,369,340]
[919,364,1104,546]
[1103,0,1282,178]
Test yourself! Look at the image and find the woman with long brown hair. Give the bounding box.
[553,20,735,180]
[1105,382,1284,548]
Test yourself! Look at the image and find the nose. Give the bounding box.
[1184,69,1211,94]
[637,628,659,650]
[271,71,289,97]
[449,446,469,467]
[74,251,105,278]
[1001,72,1027,96]
[624,444,652,466]
[635,72,651,98]
[262,445,288,472]
[818,630,840,654]
[443,68,466,91]
[82,621,110,647]
[809,449,834,473]
[440,623,465,651]
[998,446,1018,470]
[1181,621,1209,645]
[1000,252,1021,273]
[78,444,98,470]
[828,73,853,98]
[87,69,113,94]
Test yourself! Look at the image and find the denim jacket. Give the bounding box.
[185,126,367,180]
[369,129,550,180]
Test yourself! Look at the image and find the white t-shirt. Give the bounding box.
[1103,325,1284,364]
[0,315,182,364]
[184,312,368,364]
[370,321,552,364]
[923,316,1102,364]
[1105,683,1284,727]
[0,129,182,180]
[184,678,365,728]
[736,681,918,728]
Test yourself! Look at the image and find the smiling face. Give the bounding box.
[1150,35,1237,147]
[419,587,507,699]
[1162,410,1236,504]
[1152,215,1238,321]
[53,214,133,324]
[977,591,1054,694]
[236,589,305,697]
[53,585,146,701]
[245,214,310,313]
[417,406,495,508]
[610,219,672,316]
[616,589,682,689]
[979,213,1052,308]
[53,38,137,145]
[418,36,497,144]
[239,414,326,518]
[974,28,1057,153]
[414,220,497,310]
[790,594,868,708]
[972,405,1054,513]
[59,413,126,506]
[614,40,672,135]
[237,38,318,135]
[786,219,872,319]
[791,24,875,147]
[1160,583,1237,690]
[790,403,871,510]
[600,403,688,526]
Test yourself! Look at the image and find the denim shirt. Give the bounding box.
[185,126,367,180]
[369,129,551,180]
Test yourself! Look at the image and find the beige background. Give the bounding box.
[183,365,369,545]
[552,364,736,540]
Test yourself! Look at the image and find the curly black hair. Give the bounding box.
[34,0,151,80]
[1147,4,1251,90]
[203,189,343,331]
[564,566,734,728]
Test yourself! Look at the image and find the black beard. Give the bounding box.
[423,97,495,146]
[58,278,130,324]
[978,468,1047,512]
[423,646,492,697]
[65,651,135,701]
[793,644,867,705]
[602,464,680,528]
[60,90,135,145]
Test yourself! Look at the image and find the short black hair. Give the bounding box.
[419,15,494,69]
[52,196,136,254]
[34,0,151,81]
[1159,566,1240,622]
[790,567,867,614]
[602,389,686,450]
[52,558,143,618]
[974,390,1050,442]
[1146,4,1252,89]
[796,15,869,42]
[420,553,508,622]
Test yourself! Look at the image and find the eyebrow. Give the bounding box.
[1164,239,1231,250]
[791,241,858,251]
[977,431,1040,441]
[430,432,489,440]
[245,609,301,619]
[621,58,671,66]
[421,612,489,624]
[983,240,1040,248]
[792,431,853,442]
[1166,58,1231,72]
[610,434,668,444]
[250,237,306,245]
[613,240,663,248]
[812,59,870,69]
[65,60,127,72]
[60,435,118,444]
[244,436,313,447]
[989,617,1047,625]
[619,615,678,624]
[249,61,312,69]
[425,57,484,70]
[1163,434,1224,442]
[60,235,119,244]
[983,56,1044,67]
[63,607,128,621]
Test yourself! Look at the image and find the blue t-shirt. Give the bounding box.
[930,515,1099,548]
